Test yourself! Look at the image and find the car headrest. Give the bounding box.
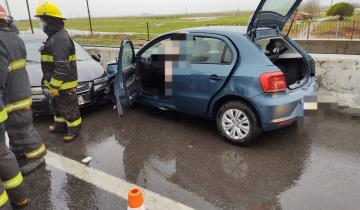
[192,40,211,62]
[194,40,211,53]
[266,39,284,53]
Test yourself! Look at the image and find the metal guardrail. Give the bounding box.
[206,21,360,40]
[284,21,360,40]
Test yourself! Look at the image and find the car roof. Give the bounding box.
[176,26,248,36]
[19,32,47,43]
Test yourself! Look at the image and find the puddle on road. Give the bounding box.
[279,146,360,210]
[26,164,127,210]
[33,106,360,210]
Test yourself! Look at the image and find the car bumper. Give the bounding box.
[251,78,318,131]
[31,81,111,115]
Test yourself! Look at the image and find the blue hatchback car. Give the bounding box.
[108,0,317,145]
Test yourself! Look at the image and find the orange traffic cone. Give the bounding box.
[128,187,146,210]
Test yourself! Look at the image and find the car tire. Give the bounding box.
[216,101,261,145]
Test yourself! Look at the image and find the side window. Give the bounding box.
[190,37,233,65]
[140,38,173,59]
[122,42,134,69]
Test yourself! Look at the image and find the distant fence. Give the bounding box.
[207,20,360,40]
[284,21,360,40]
[207,24,242,27]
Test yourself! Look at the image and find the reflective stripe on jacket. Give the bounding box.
[5,97,32,113]
[40,29,78,90]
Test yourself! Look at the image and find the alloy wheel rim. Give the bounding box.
[222,109,250,140]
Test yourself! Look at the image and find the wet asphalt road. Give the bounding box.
[23,102,360,210]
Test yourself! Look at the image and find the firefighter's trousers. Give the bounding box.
[0,181,12,210]
[52,89,81,134]
[0,128,26,208]
[5,109,46,160]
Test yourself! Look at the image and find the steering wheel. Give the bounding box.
[141,56,152,65]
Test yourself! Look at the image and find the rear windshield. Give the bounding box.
[25,41,92,62]
[262,0,297,16]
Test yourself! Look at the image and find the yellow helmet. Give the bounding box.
[35,1,65,20]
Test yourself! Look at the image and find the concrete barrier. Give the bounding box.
[294,39,360,55]
[84,46,360,109]
[312,54,360,109]
[86,46,119,69]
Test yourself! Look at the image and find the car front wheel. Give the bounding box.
[216,101,261,145]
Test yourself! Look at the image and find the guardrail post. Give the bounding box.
[307,21,311,40]
[146,22,150,41]
[350,21,355,40]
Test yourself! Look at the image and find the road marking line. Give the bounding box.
[45,151,194,210]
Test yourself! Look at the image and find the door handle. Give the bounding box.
[209,74,222,81]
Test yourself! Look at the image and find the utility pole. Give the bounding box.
[183,0,188,16]
[4,0,11,16]
[86,0,93,34]
[26,0,34,34]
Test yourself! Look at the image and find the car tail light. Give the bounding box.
[259,71,287,93]
[278,119,295,126]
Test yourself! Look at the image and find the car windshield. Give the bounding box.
[25,41,92,62]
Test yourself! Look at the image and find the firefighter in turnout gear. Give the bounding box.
[0,4,38,209]
[0,5,46,176]
[36,2,81,142]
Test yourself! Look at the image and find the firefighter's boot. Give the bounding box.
[13,197,29,207]
[63,132,79,142]
[19,144,47,176]
[49,123,67,134]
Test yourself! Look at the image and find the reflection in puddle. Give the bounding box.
[149,158,176,178]
[48,165,70,210]
[221,150,248,179]
[86,134,127,178]
[33,105,360,209]
[279,145,360,210]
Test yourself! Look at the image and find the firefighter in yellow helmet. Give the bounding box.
[35,2,81,142]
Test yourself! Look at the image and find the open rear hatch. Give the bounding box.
[249,0,315,90]
[247,0,303,38]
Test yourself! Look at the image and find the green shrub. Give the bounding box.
[327,2,355,20]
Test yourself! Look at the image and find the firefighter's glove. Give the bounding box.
[49,88,59,97]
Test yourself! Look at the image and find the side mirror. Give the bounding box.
[91,53,101,62]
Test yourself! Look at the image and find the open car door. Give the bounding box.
[247,0,303,37]
[114,40,138,116]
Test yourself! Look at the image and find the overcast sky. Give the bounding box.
[1,0,358,20]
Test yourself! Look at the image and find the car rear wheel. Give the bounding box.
[216,101,261,145]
